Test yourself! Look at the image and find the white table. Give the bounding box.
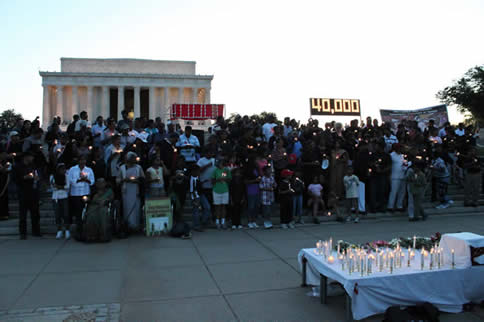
[298,248,484,321]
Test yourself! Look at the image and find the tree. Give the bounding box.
[437,65,484,124]
[0,109,23,127]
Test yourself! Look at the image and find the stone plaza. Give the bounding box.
[39,58,214,125]
[1,213,484,322]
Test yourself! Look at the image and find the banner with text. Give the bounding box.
[380,105,448,131]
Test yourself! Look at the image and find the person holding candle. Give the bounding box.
[406,162,427,221]
[343,166,360,223]
[307,176,325,224]
[291,171,305,224]
[14,152,41,239]
[68,155,95,240]
[432,150,452,209]
[278,169,295,229]
[387,143,407,213]
[117,152,145,232]
[146,156,169,197]
[211,159,231,229]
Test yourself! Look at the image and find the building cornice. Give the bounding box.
[39,71,213,80]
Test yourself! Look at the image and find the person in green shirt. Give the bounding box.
[211,159,232,229]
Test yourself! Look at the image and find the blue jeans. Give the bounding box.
[292,194,303,218]
[247,194,259,222]
[200,193,211,224]
[192,198,205,229]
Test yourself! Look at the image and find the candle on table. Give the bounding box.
[390,255,394,274]
[421,249,424,270]
[413,236,417,249]
[361,256,364,276]
[400,253,405,268]
[451,249,455,269]
[429,249,434,270]
[327,255,335,264]
[337,242,341,255]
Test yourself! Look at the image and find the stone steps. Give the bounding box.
[2,184,483,236]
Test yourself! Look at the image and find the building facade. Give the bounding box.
[39,58,213,126]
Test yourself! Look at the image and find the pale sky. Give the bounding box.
[1,0,483,124]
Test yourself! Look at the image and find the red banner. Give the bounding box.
[170,104,224,120]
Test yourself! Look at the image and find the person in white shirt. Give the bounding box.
[387,144,408,212]
[176,126,200,163]
[196,150,216,224]
[51,163,70,239]
[68,155,95,239]
[91,116,106,148]
[74,111,92,132]
[262,116,277,142]
[104,135,125,184]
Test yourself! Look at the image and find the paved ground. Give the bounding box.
[1,214,484,322]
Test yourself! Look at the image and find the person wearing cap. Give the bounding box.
[50,163,70,239]
[117,152,145,231]
[14,152,41,239]
[278,169,295,229]
[176,126,200,164]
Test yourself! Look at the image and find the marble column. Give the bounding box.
[72,86,78,117]
[117,86,124,121]
[192,88,199,104]
[204,87,211,104]
[56,86,64,124]
[134,86,141,118]
[177,87,184,104]
[149,87,155,120]
[102,86,110,118]
[42,85,50,128]
[163,87,170,120]
[86,86,93,116]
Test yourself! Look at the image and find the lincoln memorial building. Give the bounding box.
[39,58,213,126]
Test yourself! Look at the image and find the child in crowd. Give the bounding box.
[407,163,427,221]
[259,166,276,229]
[291,171,305,224]
[432,152,452,209]
[307,177,324,224]
[343,167,360,223]
[189,165,205,231]
[212,159,231,229]
[230,167,245,229]
[278,169,295,229]
[50,163,70,239]
[146,156,169,197]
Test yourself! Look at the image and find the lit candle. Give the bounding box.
[337,241,341,254]
[327,255,335,264]
[429,249,433,270]
[136,157,140,162]
[413,236,416,249]
[421,249,424,270]
[451,249,455,269]
[329,238,333,253]
[174,148,178,153]
[361,256,364,276]
[88,146,93,150]
[401,253,405,268]
[368,255,373,274]
[339,254,345,270]
[82,196,88,202]
[130,176,136,180]
[390,255,394,274]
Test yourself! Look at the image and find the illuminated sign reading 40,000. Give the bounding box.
[310,98,361,116]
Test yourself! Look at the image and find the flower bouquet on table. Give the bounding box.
[336,240,359,253]
[366,240,390,251]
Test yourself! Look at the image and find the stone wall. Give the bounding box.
[61,58,196,75]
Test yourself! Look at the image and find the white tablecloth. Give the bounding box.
[298,248,484,320]
[440,232,484,267]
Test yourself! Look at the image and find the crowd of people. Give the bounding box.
[0,110,482,241]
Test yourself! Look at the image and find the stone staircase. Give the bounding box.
[1,184,483,236]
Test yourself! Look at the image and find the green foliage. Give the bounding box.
[0,109,23,127]
[437,65,484,124]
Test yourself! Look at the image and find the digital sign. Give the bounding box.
[310,98,361,116]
